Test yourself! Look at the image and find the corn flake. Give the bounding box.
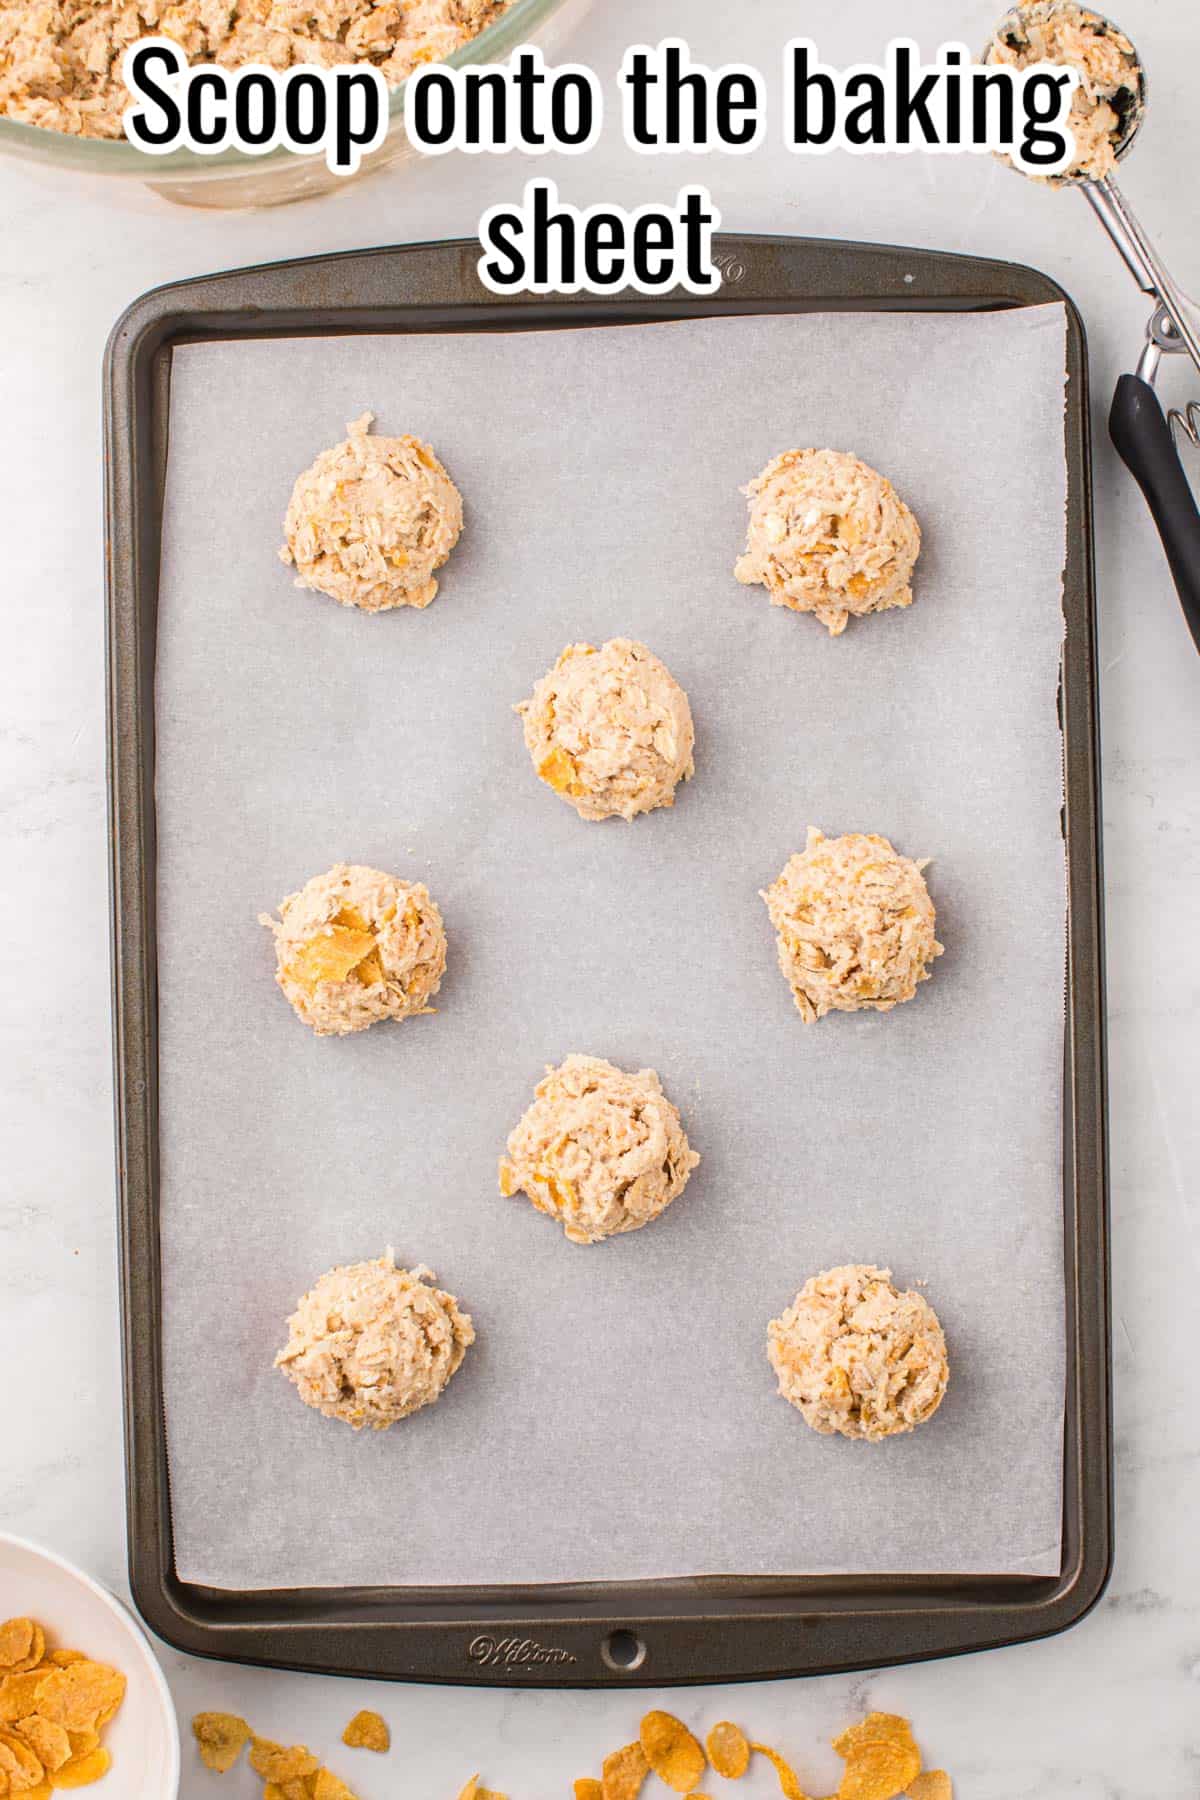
[906,1775,951,1800]
[602,1741,650,1800]
[832,1714,921,1800]
[341,1711,389,1754]
[14,1717,71,1774]
[34,1664,124,1734]
[749,1743,808,1800]
[574,1782,604,1800]
[639,1713,706,1794]
[249,1739,321,1784]
[0,1722,45,1786]
[0,1674,48,1724]
[706,1722,751,1781]
[314,1771,359,1800]
[0,1623,43,1676]
[192,1712,251,1773]
[48,1747,112,1789]
[286,927,377,990]
[263,1784,317,1800]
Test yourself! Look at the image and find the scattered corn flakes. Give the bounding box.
[832,1714,921,1800]
[906,1775,951,1800]
[248,1738,322,1784]
[456,1780,507,1800]
[341,1710,389,1753]
[602,1741,651,1800]
[48,1746,112,1789]
[575,1781,604,1800]
[749,1742,808,1800]
[706,1722,751,1781]
[640,1712,707,1794]
[192,1712,252,1773]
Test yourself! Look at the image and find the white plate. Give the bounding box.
[0,1532,179,1798]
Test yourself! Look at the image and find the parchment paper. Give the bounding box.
[156,306,1069,1589]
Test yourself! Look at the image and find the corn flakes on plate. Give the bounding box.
[0,1535,179,1799]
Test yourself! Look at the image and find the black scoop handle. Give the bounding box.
[1109,372,1200,655]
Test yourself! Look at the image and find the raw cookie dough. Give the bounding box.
[0,0,513,138]
[767,1264,949,1441]
[499,1054,700,1245]
[985,1,1144,183]
[280,413,463,612]
[260,862,446,1037]
[276,1251,474,1431]
[734,448,921,636]
[516,638,695,821]
[761,828,942,1022]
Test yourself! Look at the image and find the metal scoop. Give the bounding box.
[991,4,1200,654]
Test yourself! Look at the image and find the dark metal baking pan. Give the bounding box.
[105,232,1109,1685]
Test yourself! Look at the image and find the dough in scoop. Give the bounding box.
[280,412,463,612]
[260,862,446,1037]
[761,827,941,1021]
[499,1054,700,1244]
[985,1,1143,184]
[276,1251,474,1431]
[516,638,695,821]
[767,1264,949,1441]
[734,448,920,636]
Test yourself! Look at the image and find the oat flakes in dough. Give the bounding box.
[280,412,463,612]
[516,638,695,822]
[734,448,921,636]
[499,1055,700,1245]
[260,862,446,1037]
[0,0,513,138]
[767,1264,949,1441]
[985,1,1143,183]
[762,827,942,1021]
[276,1251,474,1431]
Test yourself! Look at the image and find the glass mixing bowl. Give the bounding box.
[0,0,591,207]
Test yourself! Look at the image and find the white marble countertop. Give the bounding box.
[2,0,1198,1793]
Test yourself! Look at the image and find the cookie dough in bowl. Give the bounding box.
[734,448,921,636]
[761,827,942,1021]
[260,863,447,1037]
[499,1054,700,1244]
[767,1264,949,1441]
[280,413,463,612]
[276,1251,474,1431]
[516,638,695,821]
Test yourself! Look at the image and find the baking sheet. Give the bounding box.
[156,306,1069,1590]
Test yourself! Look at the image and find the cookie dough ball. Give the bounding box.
[734,449,920,636]
[516,638,695,822]
[499,1054,700,1244]
[761,828,942,1022]
[280,412,463,612]
[276,1251,474,1431]
[261,862,446,1037]
[985,2,1144,183]
[768,1264,949,1441]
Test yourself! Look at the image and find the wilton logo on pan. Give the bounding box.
[467,1634,577,1668]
